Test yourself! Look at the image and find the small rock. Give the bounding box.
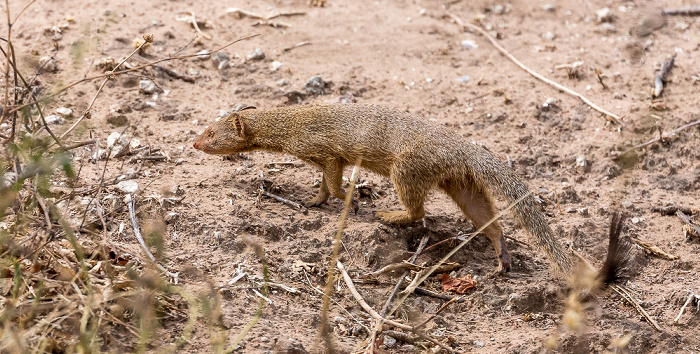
[56,107,73,117]
[542,4,556,12]
[337,94,356,104]
[246,48,265,61]
[613,92,624,99]
[187,68,200,76]
[675,21,690,31]
[492,5,504,15]
[542,32,556,40]
[116,180,139,194]
[196,50,210,60]
[276,78,289,87]
[596,8,613,23]
[1,172,17,188]
[455,75,470,83]
[260,337,269,343]
[401,345,415,351]
[597,23,616,34]
[39,56,57,72]
[631,217,640,224]
[474,340,485,348]
[107,132,128,148]
[107,114,128,127]
[575,155,586,167]
[383,335,397,348]
[139,80,156,94]
[303,75,330,96]
[461,39,478,49]
[44,114,64,124]
[212,52,230,70]
[270,61,283,72]
[129,138,141,150]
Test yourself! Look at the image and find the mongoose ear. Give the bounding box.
[238,105,257,112]
[232,114,250,138]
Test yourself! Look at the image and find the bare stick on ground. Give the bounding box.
[336,261,462,354]
[259,189,308,214]
[448,13,624,125]
[615,119,700,158]
[673,292,699,324]
[379,234,430,317]
[126,195,178,280]
[663,6,700,16]
[653,54,676,98]
[611,284,662,332]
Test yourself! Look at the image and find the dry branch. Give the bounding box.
[259,189,308,214]
[653,54,676,98]
[611,285,662,331]
[448,13,624,125]
[663,6,700,16]
[615,119,700,158]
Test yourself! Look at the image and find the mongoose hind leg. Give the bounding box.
[306,159,359,212]
[376,170,427,224]
[305,174,331,207]
[442,181,511,272]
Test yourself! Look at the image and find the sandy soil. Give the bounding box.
[7,0,700,352]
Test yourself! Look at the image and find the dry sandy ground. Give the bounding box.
[6,0,700,352]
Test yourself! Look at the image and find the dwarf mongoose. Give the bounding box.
[193,103,576,273]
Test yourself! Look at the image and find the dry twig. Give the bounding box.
[663,6,700,16]
[611,285,662,331]
[615,119,700,158]
[258,189,308,214]
[673,292,699,324]
[448,13,624,125]
[126,195,178,280]
[653,54,676,98]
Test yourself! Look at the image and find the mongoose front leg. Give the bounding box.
[376,170,427,224]
[442,181,511,272]
[307,160,359,212]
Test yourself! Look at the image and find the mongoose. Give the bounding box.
[193,103,575,273]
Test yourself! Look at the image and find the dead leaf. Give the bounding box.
[632,238,679,260]
[441,273,477,294]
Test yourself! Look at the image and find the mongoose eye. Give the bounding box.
[208,131,215,138]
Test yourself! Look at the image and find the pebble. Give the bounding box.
[542,32,556,40]
[107,132,128,148]
[455,75,470,83]
[116,180,139,194]
[675,21,690,31]
[107,114,128,127]
[383,335,397,348]
[474,340,485,348]
[596,8,613,23]
[542,4,556,12]
[139,80,156,94]
[270,61,283,72]
[492,5,504,15]
[44,114,64,124]
[1,172,17,188]
[187,68,200,76]
[461,39,478,49]
[576,155,586,167]
[39,56,57,72]
[613,92,624,99]
[303,75,328,95]
[597,23,616,34]
[212,52,230,70]
[196,50,211,60]
[56,107,73,117]
[246,48,265,61]
[276,78,289,87]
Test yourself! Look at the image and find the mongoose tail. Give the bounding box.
[465,148,576,275]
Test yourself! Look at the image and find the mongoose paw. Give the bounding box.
[375,210,421,224]
[304,197,326,208]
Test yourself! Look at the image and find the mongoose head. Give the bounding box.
[193,113,251,154]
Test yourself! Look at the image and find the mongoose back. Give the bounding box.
[193,103,575,273]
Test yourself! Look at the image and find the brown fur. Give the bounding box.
[193,103,576,273]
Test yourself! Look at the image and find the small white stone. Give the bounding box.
[576,155,586,167]
[139,80,156,94]
[461,39,478,49]
[270,61,283,72]
[56,107,73,117]
[117,180,139,194]
[39,56,57,72]
[631,217,640,224]
[196,50,211,60]
[107,132,127,148]
[44,114,64,124]
[542,32,556,40]
[596,8,613,23]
